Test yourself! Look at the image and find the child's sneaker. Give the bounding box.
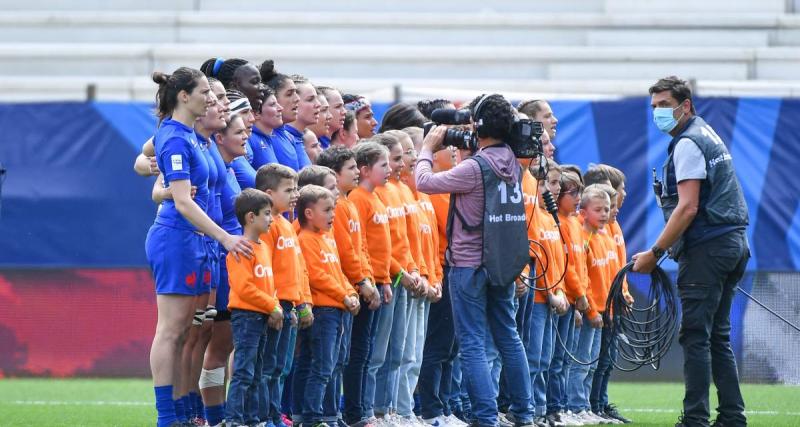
[602,405,631,424]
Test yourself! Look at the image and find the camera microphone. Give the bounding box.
[543,190,559,226]
[430,108,472,125]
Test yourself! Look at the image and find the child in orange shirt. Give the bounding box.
[394,128,438,421]
[528,159,568,423]
[415,128,460,423]
[315,149,382,425]
[254,163,306,427]
[225,188,284,426]
[370,132,421,419]
[566,185,611,422]
[346,141,393,424]
[588,167,633,424]
[295,185,360,426]
[547,169,588,422]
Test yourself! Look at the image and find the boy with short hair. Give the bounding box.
[298,165,340,201]
[590,166,633,425]
[528,159,569,426]
[297,185,361,427]
[343,141,393,426]
[316,147,381,426]
[254,164,307,427]
[225,188,284,427]
[566,184,614,425]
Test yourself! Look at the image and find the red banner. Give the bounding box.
[0,269,156,377]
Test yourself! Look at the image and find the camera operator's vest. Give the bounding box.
[660,116,748,255]
[447,153,528,285]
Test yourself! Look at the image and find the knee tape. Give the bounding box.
[193,309,205,326]
[199,367,225,389]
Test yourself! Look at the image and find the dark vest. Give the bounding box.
[447,153,529,286]
[660,116,748,254]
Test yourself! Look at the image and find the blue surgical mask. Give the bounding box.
[653,105,684,133]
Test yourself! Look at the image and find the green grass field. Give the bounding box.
[0,379,797,426]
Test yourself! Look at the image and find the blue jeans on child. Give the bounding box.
[547,308,575,414]
[418,269,458,419]
[323,312,353,422]
[266,300,296,424]
[528,303,555,417]
[343,293,377,424]
[398,296,428,417]
[590,325,617,414]
[364,284,398,418]
[226,310,268,425]
[302,307,345,425]
[448,267,533,427]
[567,323,602,413]
[374,284,409,414]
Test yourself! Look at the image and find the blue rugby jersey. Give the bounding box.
[154,119,210,231]
[247,125,279,170]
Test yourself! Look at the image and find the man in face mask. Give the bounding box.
[632,76,749,427]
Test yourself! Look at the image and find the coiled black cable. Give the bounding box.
[603,260,680,371]
[551,253,679,369]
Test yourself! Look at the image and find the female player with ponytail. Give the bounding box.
[146,67,252,427]
[260,60,308,171]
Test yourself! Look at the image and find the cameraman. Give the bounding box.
[415,94,534,427]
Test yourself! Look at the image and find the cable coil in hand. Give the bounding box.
[604,260,679,371]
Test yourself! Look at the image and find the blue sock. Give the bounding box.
[190,392,204,419]
[174,397,186,422]
[184,395,195,420]
[205,403,225,426]
[183,395,194,420]
[154,385,177,427]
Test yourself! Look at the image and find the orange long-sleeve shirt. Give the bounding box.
[429,193,450,267]
[298,229,357,309]
[520,170,542,289]
[349,186,392,284]
[534,206,565,303]
[397,181,427,278]
[559,212,588,304]
[226,240,279,314]
[415,191,441,285]
[332,193,373,285]
[608,221,632,299]
[260,214,305,305]
[375,180,416,276]
[584,227,614,319]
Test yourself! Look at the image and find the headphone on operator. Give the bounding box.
[471,93,491,139]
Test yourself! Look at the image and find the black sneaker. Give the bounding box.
[545,413,566,427]
[532,417,549,427]
[604,404,631,424]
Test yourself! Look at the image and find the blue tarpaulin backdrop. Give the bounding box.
[1,97,797,270]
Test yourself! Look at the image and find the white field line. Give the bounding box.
[621,408,800,416]
[5,401,800,416]
[7,400,150,406]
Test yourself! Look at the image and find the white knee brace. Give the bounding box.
[199,367,225,389]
